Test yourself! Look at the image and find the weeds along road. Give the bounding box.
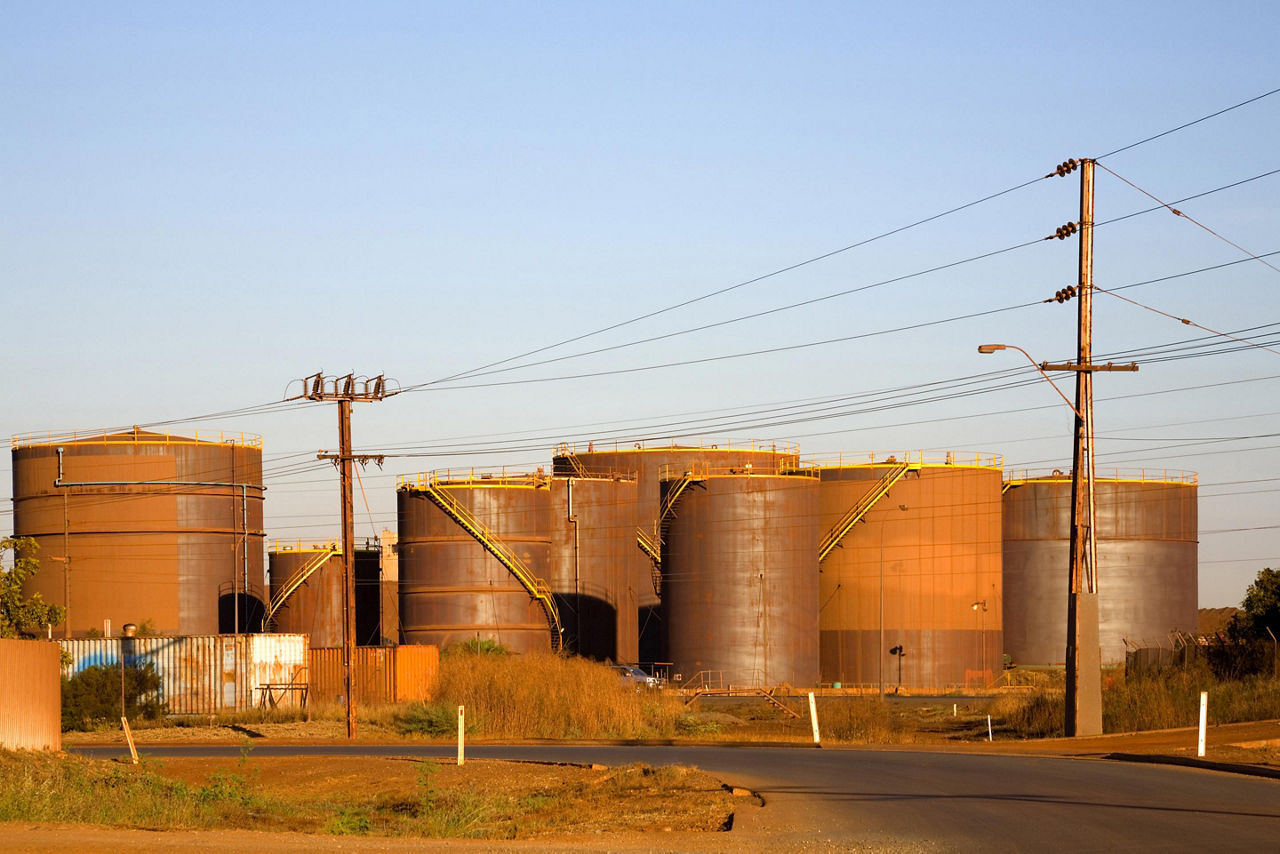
[74,743,1280,851]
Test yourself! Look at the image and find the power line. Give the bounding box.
[1097,85,1280,159]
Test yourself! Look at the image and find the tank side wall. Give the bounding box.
[665,476,819,687]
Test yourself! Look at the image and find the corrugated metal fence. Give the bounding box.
[309,645,439,706]
[60,634,308,715]
[0,638,61,750]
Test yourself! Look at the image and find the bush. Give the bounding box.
[444,638,510,657]
[62,661,166,731]
[395,702,466,736]
[989,691,1064,738]
[423,651,684,739]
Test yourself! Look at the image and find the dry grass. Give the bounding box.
[815,697,914,743]
[0,750,735,839]
[1105,666,1280,733]
[403,651,687,740]
[987,665,1280,738]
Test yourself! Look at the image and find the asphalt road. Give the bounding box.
[74,743,1280,852]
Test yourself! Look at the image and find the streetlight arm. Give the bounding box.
[978,343,1083,418]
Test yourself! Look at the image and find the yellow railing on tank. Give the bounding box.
[12,429,263,450]
[788,450,1003,472]
[656,461,819,481]
[1003,468,1198,486]
[554,437,800,456]
[269,539,341,554]
[397,469,550,490]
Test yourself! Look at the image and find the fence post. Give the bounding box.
[808,692,821,747]
[1197,692,1208,758]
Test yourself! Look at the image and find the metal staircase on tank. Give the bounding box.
[636,471,703,596]
[418,476,563,651]
[263,545,340,631]
[818,462,917,563]
[561,453,590,479]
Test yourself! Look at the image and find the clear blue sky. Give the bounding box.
[3,2,1278,608]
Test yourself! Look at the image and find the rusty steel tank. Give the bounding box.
[397,471,556,654]
[10,427,265,637]
[267,540,380,648]
[551,440,800,661]
[1002,471,1198,666]
[813,452,1004,693]
[546,474,640,662]
[662,465,821,688]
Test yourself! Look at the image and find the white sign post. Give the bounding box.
[1197,692,1208,758]
[458,705,466,766]
[808,692,821,747]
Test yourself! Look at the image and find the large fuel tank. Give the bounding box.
[397,473,554,654]
[546,475,640,662]
[814,452,1004,692]
[552,440,800,660]
[267,540,381,648]
[1002,472,1198,665]
[11,428,265,636]
[663,469,820,688]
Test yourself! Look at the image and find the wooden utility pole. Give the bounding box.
[1066,158,1103,736]
[1043,158,1136,736]
[297,372,391,739]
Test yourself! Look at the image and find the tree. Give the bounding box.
[1233,567,1280,641]
[0,536,65,638]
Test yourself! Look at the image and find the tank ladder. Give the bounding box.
[418,477,562,651]
[561,453,590,479]
[818,462,916,563]
[636,472,703,595]
[263,545,340,630]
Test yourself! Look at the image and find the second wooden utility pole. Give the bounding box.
[299,372,390,740]
[1045,158,1136,736]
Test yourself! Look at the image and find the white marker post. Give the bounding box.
[458,705,466,766]
[1197,692,1208,758]
[987,714,993,742]
[808,692,821,747]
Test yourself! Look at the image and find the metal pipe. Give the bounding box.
[567,478,580,650]
[55,446,266,493]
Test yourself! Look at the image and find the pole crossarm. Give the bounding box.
[295,372,395,402]
[1042,362,1139,372]
[818,463,915,563]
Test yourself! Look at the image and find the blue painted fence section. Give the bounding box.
[59,634,308,715]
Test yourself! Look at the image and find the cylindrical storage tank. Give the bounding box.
[552,441,800,660]
[1002,472,1198,666]
[547,475,640,662]
[12,428,265,637]
[664,471,820,688]
[354,544,382,647]
[815,452,1004,693]
[397,473,554,654]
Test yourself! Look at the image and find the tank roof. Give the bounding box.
[555,438,799,456]
[11,426,262,450]
[398,470,551,490]
[798,450,1003,471]
[1004,468,1197,486]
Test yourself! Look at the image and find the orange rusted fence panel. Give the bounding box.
[309,645,438,706]
[0,638,61,750]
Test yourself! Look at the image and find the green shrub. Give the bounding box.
[444,638,510,657]
[61,661,166,731]
[395,702,466,736]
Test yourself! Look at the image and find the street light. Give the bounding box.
[979,339,1133,736]
[972,600,988,687]
[977,344,1081,417]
